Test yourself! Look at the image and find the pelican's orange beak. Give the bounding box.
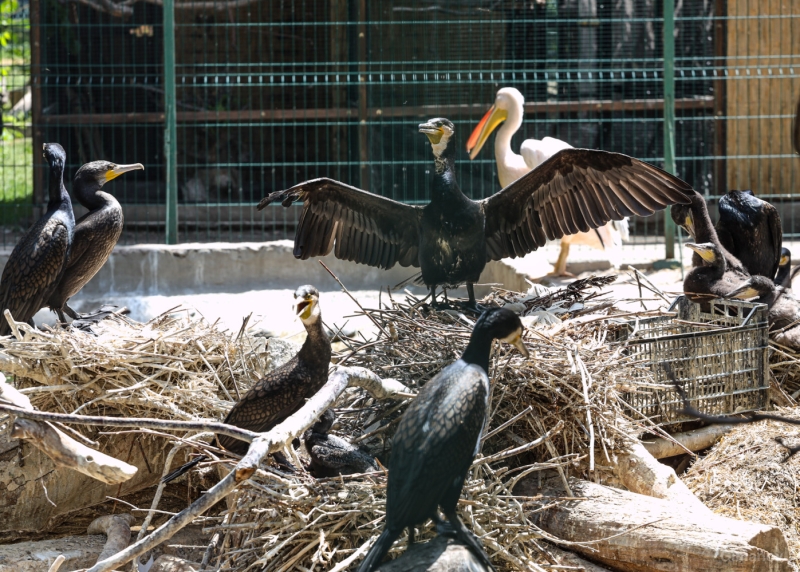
[466,104,507,160]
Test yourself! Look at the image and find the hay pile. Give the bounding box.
[0,278,668,570]
[682,411,800,569]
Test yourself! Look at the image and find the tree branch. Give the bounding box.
[77,366,408,572]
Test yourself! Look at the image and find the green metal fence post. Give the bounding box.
[164,0,178,245]
[662,0,676,260]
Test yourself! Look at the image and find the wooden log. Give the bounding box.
[375,536,489,572]
[1,376,138,485]
[614,441,712,516]
[0,534,106,572]
[531,478,790,572]
[87,514,134,563]
[642,425,734,459]
[10,419,138,485]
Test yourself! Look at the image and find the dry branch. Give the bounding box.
[83,366,406,572]
[87,514,134,563]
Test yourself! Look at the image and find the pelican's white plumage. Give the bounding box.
[467,87,628,276]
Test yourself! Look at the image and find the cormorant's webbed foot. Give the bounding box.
[71,305,130,331]
[460,283,487,315]
[431,513,457,538]
[443,511,496,572]
[272,451,298,473]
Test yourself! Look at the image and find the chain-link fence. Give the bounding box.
[0,0,797,251]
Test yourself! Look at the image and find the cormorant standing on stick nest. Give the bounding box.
[0,143,74,336]
[682,242,750,311]
[217,285,332,455]
[258,118,693,312]
[47,160,144,323]
[357,307,529,572]
[714,189,782,280]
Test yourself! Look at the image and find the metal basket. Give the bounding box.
[613,296,770,427]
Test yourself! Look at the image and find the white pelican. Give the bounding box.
[467,87,629,277]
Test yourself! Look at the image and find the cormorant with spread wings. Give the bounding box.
[258,118,693,310]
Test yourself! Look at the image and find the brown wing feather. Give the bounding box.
[481,149,693,261]
[257,178,423,269]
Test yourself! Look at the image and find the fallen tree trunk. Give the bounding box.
[87,514,134,563]
[531,478,790,572]
[375,536,489,572]
[641,425,734,459]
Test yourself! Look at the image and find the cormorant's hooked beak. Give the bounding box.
[683,213,695,239]
[726,281,760,301]
[295,295,317,321]
[685,242,717,264]
[780,254,790,267]
[419,121,444,145]
[466,104,508,160]
[105,163,145,183]
[502,327,529,358]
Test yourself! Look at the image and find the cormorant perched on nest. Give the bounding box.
[727,275,800,352]
[0,143,74,336]
[217,285,332,455]
[714,189,782,280]
[773,248,800,289]
[258,118,692,311]
[683,242,751,311]
[303,409,378,478]
[357,307,529,572]
[671,189,746,274]
[47,160,144,323]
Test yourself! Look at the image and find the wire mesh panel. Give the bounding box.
[613,296,769,426]
[0,1,794,246]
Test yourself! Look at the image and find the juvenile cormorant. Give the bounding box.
[303,409,379,477]
[466,87,630,277]
[683,242,750,311]
[47,160,144,323]
[258,118,692,311]
[357,307,529,572]
[714,189,782,279]
[727,276,800,350]
[670,189,746,273]
[0,143,74,336]
[774,248,800,289]
[217,285,332,455]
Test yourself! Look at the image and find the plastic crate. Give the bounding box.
[613,296,770,427]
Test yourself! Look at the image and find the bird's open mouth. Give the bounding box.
[295,300,311,316]
[419,122,443,143]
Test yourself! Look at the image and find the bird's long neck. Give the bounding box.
[431,147,468,205]
[461,331,493,375]
[298,316,331,369]
[494,104,524,170]
[74,178,115,211]
[47,163,71,213]
[691,198,721,246]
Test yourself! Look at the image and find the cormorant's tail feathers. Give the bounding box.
[356,528,400,572]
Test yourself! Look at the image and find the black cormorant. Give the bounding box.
[727,275,800,351]
[774,248,800,289]
[217,285,332,455]
[671,189,746,273]
[683,242,750,311]
[715,189,782,279]
[303,409,378,477]
[258,118,693,311]
[47,160,144,323]
[357,307,529,572]
[0,143,74,336]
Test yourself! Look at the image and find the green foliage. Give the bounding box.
[0,137,33,224]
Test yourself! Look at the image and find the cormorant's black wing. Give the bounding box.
[257,178,423,269]
[480,149,694,261]
[764,201,783,279]
[0,217,70,333]
[386,361,488,529]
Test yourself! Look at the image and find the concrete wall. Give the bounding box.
[0,240,530,298]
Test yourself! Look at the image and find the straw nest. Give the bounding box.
[682,410,800,570]
[0,277,678,570]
